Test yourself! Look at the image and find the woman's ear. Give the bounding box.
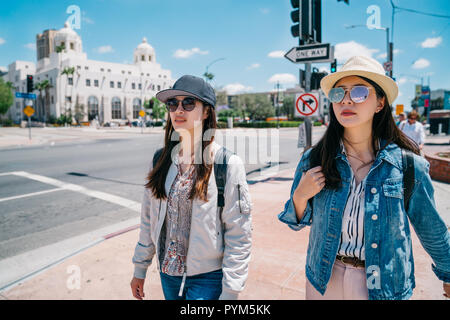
[376,96,386,113]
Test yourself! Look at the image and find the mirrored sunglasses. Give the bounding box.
[328,86,374,104]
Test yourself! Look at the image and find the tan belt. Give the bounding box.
[336,255,365,268]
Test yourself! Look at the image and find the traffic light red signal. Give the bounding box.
[26,75,34,93]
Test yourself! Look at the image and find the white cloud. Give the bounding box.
[412,58,430,69]
[24,43,36,51]
[421,36,442,48]
[268,73,297,84]
[0,66,7,72]
[268,50,285,58]
[173,47,209,59]
[0,38,5,45]
[95,45,114,54]
[335,41,379,62]
[397,77,408,85]
[223,83,253,95]
[246,63,260,70]
[376,49,401,59]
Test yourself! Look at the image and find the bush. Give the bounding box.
[0,118,13,127]
[216,121,228,129]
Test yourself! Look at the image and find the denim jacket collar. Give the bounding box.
[335,138,402,171]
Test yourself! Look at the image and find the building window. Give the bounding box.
[51,96,54,104]
[100,68,104,72]
[111,97,121,119]
[132,83,136,90]
[77,65,81,69]
[86,79,91,87]
[88,96,99,120]
[66,96,72,103]
[157,85,161,91]
[141,55,145,61]
[85,66,89,70]
[149,55,152,62]
[107,69,111,72]
[121,70,125,74]
[94,79,99,87]
[138,83,142,90]
[110,81,114,88]
[70,43,74,50]
[117,82,122,89]
[133,98,141,119]
[68,77,73,85]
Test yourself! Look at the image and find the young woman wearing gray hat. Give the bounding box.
[130,75,252,300]
[279,56,450,300]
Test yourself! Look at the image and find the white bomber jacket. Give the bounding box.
[132,142,252,299]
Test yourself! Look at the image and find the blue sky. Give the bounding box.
[0,0,449,110]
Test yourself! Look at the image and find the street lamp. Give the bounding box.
[203,58,226,83]
[345,24,393,78]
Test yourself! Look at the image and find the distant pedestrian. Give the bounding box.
[278,56,450,300]
[399,110,425,153]
[130,75,252,300]
[396,112,406,126]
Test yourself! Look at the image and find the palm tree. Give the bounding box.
[34,81,45,121]
[61,66,75,118]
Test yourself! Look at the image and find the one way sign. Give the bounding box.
[285,43,333,64]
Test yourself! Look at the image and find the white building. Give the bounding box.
[3,23,173,124]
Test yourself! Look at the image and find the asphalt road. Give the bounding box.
[0,127,327,261]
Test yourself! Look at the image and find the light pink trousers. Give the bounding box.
[306,259,369,300]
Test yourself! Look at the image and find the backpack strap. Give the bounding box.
[402,149,415,212]
[152,148,164,168]
[214,147,234,210]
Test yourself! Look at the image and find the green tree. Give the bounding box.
[245,94,275,120]
[281,95,295,120]
[0,78,14,115]
[145,97,166,121]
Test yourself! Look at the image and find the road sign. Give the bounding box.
[285,43,333,63]
[139,110,146,117]
[23,106,35,117]
[15,92,36,99]
[395,104,404,115]
[383,61,392,72]
[295,92,319,117]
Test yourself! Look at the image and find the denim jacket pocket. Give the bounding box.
[382,180,403,199]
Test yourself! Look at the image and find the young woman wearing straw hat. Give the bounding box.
[130,75,252,300]
[278,56,450,300]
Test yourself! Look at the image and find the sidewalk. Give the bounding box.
[1,167,448,300]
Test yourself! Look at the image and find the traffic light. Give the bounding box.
[311,71,327,90]
[26,75,34,93]
[330,59,337,73]
[290,0,321,44]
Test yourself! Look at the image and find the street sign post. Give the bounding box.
[285,43,333,64]
[23,102,35,140]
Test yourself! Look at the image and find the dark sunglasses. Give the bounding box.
[166,97,198,112]
[329,86,374,104]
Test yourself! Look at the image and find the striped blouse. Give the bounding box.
[336,140,380,261]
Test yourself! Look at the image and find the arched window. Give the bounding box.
[111,97,121,119]
[87,96,99,120]
[133,98,141,119]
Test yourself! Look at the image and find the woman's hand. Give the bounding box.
[294,166,326,202]
[130,277,145,300]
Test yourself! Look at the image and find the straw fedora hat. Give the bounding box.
[320,55,398,105]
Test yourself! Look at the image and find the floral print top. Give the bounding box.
[159,159,196,276]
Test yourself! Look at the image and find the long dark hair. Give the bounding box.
[309,76,420,189]
[145,102,217,201]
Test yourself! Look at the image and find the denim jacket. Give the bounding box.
[278,141,450,300]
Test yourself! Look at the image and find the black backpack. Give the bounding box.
[152,146,234,211]
[402,149,415,212]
